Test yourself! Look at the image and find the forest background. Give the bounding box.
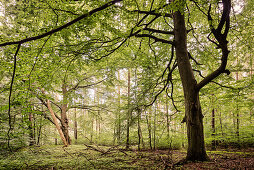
[0,0,253,168]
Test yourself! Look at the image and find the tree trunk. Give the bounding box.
[166,97,170,147]
[137,109,143,150]
[145,110,152,150]
[173,11,208,161]
[153,103,157,150]
[126,68,131,149]
[211,109,216,150]
[219,112,224,136]
[28,113,35,146]
[37,113,43,145]
[61,84,71,145]
[235,73,240,141]
[74,108,78,143]
[117,70,121,144]
[46,99,68,146]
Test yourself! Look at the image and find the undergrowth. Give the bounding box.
[0,145,253,169]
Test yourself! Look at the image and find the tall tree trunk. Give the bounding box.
[145,110,152,150]
[153,103,157,150]
[235,73,240,141]
[137,109,142,150]
[166,97,170,148]
[61,84,71,145]
[91,115,94,143]
[219,112,224,136]
[211,109,216,150]
[173,11,208,161]
[96,93,101,141]
[74,108,78,143]
[37,112,43,145]
[117,70,121,144]
[126,68,131,149]
[28,113,35,146]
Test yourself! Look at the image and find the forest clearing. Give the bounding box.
[0,0,253,169]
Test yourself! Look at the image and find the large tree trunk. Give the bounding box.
[173,11,208,161]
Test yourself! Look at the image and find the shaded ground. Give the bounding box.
[0,145,253,169]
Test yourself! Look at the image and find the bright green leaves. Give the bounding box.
[168,0,187,13]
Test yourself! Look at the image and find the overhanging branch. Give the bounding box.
[0,0,122,47]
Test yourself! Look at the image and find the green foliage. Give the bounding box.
[0,0,253,154]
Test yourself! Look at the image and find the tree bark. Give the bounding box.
[153,103,157,150]
[74,108,78,143]
[145,110,152,150]
[173,11,208,161]
[117,70,121,144]
[61,84,71,145]
[28,113,35,146]
[235,73,240,141]
[211,108,216,150]
[137,109,143,150]
[46,99,68,147]
[166,97,170,147]
[37,113,43,145]
[126,68,131,149]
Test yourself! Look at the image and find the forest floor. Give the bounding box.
[0,145,253,169]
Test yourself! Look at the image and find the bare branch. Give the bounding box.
[143,28,174,35]
[188,52,202,65]
[197,0,231,90]
[133,10,172,18]
[76,78,106,89]
[135,34,174,45]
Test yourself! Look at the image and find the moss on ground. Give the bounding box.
[0,145,253,169]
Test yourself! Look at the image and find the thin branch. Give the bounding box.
[145,64,177,107]
[189,0,208,16]
[135,34,174,45]
[28,35,52,78]
[133,10,172,18]
[188,52,202,65]
[7,43,21,150]
[143,28,174,35]
[76,78,106,89]
[166,80,180,112]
